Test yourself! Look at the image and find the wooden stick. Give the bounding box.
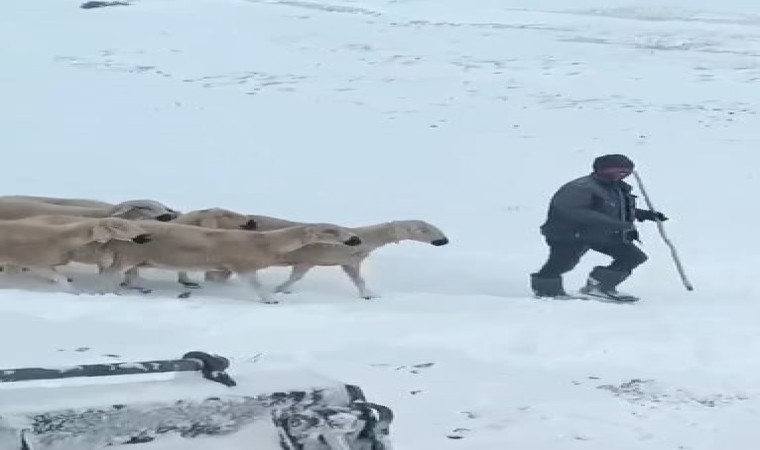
[632,170,694,291]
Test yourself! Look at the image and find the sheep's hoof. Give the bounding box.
[261,299,280,304]
[180,281,201,289]
[178,291,192,299]
[120,283,152,294]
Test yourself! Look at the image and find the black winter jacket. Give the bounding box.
[540,174,645,245]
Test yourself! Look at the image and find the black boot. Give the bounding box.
[580,267,639,302]
[530,274,574,299]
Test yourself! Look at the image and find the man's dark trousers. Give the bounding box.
[531,238,648,296]
[536,239,648,278]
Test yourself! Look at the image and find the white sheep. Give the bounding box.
[0,217,151,293]
[0,197,179,222]
[205,217,449,299]
[99,222,363,303]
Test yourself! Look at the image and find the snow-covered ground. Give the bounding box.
[2,0,760,448]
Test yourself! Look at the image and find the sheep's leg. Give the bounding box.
[177,271,201,289]
[95,262,120,292]
[1,264,26,276]
[96,252,115,275]
[26,267,78,294]
[95,264,129,294]
[205,269,232,283]
[97,259,147,295]
[122,267,147,285]
[121,267,152,294]
[238,271,277,304]
[341,263,378,299]
[274,264,313,294]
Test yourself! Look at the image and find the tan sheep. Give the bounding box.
[205,218,449,299]
[1,195,117,209]
[0,198,179,275]
[245,214,302,230]
[0,197,180,222]
[171,208,257,230]
[0,217,151,293]
[124,208,257,288]
[5,209,257,288]
[100,222,362,303]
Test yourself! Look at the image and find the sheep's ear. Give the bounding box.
[91,224,112,243]
[199,216,218,228]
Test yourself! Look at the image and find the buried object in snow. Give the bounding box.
[0,351,394,449]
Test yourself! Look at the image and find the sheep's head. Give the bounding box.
[91,218,151,244]
[195,208,257,230]
[303,224,362,246]
[108,200,179,221]
[393,220,449,246]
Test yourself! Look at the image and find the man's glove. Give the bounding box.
[635,209,668,222]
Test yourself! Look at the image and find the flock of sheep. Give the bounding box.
[0,195,449,303]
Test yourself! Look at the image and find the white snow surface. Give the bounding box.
[1,0,760,448]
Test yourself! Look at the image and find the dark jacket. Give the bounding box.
[540,174,643,245]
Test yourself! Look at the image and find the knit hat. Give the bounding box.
[592,154,634,171]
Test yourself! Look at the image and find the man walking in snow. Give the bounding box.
[530,154,667,302]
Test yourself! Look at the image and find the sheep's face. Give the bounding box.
[91,218,151,244]
[304,224,362,246]
[197,209,257,230]
[110,200,180,221]
[397,220,449,246]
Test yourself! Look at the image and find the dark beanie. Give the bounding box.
[593,154,634,171]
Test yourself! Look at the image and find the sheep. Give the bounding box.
[244,214,302,230]
[0,217,151,293]
[0,197,180,222]
[0,195,118,209]
[99,222,363,303]
[124,208,258,288]
[205,218,449,299]
[2,194,181,217]
[0,198,179,275]
[171,208,257,230]
[5,208,257,289]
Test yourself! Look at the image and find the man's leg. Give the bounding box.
[531,240,589,297]
[581,242,648,300]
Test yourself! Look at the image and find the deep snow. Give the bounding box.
[1,0,760,448]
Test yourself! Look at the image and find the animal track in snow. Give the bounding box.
[181,71,307,92]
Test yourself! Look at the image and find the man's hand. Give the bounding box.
[635,209,668,222]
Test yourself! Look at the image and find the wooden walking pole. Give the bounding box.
[632,170,694,291]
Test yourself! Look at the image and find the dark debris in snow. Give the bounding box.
[80,1,131,9]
